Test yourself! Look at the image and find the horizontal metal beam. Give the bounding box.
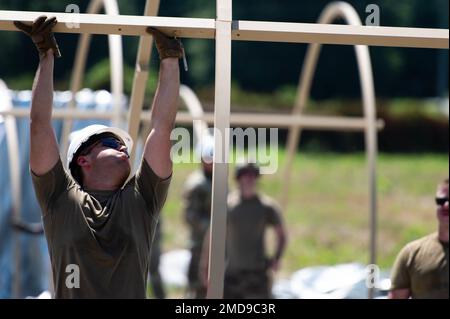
[176,112,385,131]
[0,10,216,39]
[233,20,449,49]
[0,108,114,120]
[0,10,448,48]
[0,108,384,131]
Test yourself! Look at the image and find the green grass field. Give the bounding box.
[157,150,448,290]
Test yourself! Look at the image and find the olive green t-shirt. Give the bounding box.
[31,158,171,299]
[390,232,449,299]
[226,192,283,272]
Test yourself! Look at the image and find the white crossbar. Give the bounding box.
[0,10,448,48]
[233,20,449,48]
[0,108,385,131]
[0,10,216,38]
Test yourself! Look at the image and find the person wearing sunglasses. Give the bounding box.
[389,178,449,299]
[16,16,183,298]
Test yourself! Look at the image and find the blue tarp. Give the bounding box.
[0,89,127,298]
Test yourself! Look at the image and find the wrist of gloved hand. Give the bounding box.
[146,27,183,60]
[32,33,61,59]
[14,15,61,58]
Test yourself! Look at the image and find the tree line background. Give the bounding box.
[0,0,448,152]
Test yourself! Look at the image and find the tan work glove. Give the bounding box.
[14,15,61,58]
[146,27,183,60]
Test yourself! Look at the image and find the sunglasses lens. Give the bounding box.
[102,138,121,149]
[436,197,449,206]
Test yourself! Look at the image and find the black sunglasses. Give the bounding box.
[81,137,124,155]
[436,197,449,206]
[100,137,124,149]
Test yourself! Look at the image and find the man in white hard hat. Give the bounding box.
[15,16,182,298]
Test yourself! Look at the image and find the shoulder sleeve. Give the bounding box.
[390,244,412,290]
[135,158,172,216]
[266,198,283,226]
[30,158,73,216]
[227,191,240,210]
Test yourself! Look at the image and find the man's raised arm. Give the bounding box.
[14,16,61,175]
[29,52,59,175]
[143,28,183,179]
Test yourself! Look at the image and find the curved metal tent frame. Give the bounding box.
[60,0,124,163]
[126,0,160,164]
[281,1,379,298]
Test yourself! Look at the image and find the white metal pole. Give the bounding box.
[103,0,124,129]
[233,20,449,48]
[207,0,232,299]
[0,107,385,131]
[127,0,160,166]
[60,0,124,166]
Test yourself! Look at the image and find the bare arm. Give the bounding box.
[270,224,288,272]
[144,58,180,179]
[29,51,59,176]
[388,289,411,299]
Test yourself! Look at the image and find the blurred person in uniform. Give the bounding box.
[183,136,214,298]
[224,162,287,299]
[389,178,449,299]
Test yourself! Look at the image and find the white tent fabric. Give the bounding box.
[157,250,391,299]
[273,263,390,299]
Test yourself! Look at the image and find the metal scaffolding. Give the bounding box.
[0,0,448,299]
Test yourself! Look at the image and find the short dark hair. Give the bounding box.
[235,163,260,179]
[70,163,83,186]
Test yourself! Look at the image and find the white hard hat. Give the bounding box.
[66,124,133,169]
[196,135,214,163]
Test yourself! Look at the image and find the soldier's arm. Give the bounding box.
[270,224,287,272]
[266,202,288,272]
[143,28,182,179]
[30,52,59,176]
[14,16,61,175]
[143,59,179,179]
[389,244,412,298]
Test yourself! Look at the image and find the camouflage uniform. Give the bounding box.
[183,170,212,298]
